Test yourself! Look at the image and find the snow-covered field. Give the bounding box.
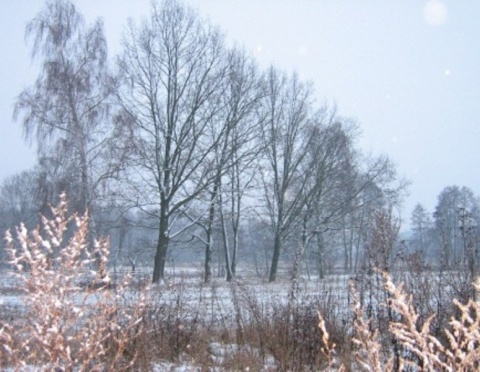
[0,266,352,310]
[1,265,466,370]
[0,266,353,369]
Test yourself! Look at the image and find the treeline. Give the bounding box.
[409,185,480,278]
[1,0,407,283]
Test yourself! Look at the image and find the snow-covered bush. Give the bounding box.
[318,272,480,371]
[0,193,147,371]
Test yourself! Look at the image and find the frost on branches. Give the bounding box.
[1,193,147,371]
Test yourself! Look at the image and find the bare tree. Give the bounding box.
[257,68,316,282]
[195,48,263,282]
[0,169,42,237]
[434,186,478,268]
[13,0,119,236]
[410,203,434,260]
[365,207,401,272]
[287,107,406,278]
[294,114,359,278]
[339,155,407,274]
[116,0,228,283]
[215,49,263,282]
[256,69,406,282]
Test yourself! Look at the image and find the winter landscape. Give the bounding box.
[1,0,480,370]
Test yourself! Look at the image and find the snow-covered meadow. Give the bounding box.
[0,264,354,333]
[0,263,355,370]
[1,259,478,370]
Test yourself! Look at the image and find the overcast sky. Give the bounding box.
[1,0,480,226]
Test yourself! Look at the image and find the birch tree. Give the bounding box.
[13,0,119,235]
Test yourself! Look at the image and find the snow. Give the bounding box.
[0,267,353,313]
[0,266,358,370]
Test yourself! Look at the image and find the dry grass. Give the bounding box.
[318,272,480,371]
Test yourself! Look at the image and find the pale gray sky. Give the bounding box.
[1,0,480,225]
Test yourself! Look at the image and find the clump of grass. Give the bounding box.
[225,278,350,371]
[142,282,210,364]
[0,193,147,371]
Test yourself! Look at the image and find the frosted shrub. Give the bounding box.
[318,272,480,371]
[1,193,147,371]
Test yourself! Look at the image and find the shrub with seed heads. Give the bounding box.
[0,193,147,371]
[318,272,480,371]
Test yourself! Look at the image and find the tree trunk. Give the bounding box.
[153,200,169,283]
[218,186,235,282]
[204,223,213,284]
[342,225,349,273]
[297,213,308,278]
[317,232,325,279]
[269,232,282,282]
[220,213,235,282]
[204,182,219,283]
[230,159,241,277]
[231,227,238,277]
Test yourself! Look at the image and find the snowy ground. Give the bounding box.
[0,266,352,309]
[2,266,454,370]
[0,266,354,370]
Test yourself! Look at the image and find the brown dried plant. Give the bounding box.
[318,310,345,371]
[386,272,480,370]
[349,281,388,372]
[444,295,480,369]
[0,193,147,371]
[319,273,480,371]
[384,273,451,371]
